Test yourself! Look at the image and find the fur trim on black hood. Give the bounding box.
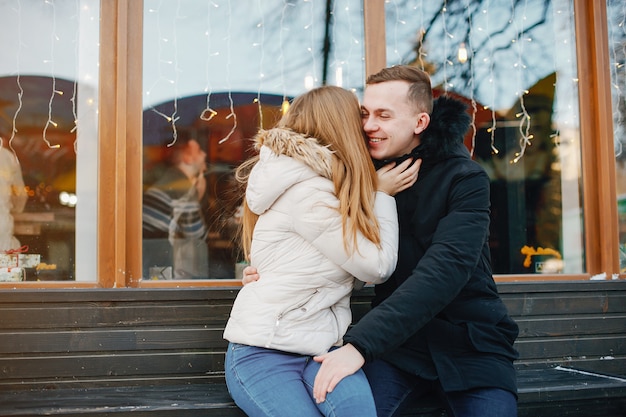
[420,95,471,161]
[372,95,471,170]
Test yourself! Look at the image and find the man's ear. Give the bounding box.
[414,112,430,135]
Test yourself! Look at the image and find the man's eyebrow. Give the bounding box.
[361,104,389,112]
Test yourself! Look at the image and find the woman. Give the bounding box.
[223,86,415,416]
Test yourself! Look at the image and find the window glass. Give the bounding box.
[0,0,100,283]
[142,0,365,280]
[384,0,583,274]
[608,0,626,274]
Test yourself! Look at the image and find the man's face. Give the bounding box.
[186,139,207,175]
[361,80,424,161]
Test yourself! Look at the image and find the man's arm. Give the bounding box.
[313,169,492,401]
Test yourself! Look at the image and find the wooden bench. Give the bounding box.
[0,281,625,416]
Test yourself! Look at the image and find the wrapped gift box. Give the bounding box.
[0,267,24,282]
[0,254,41,268]
[149,266,173,280]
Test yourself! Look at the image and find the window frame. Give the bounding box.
[1,0,619,289]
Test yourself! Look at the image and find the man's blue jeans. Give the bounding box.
[225,342,377,417]
[363,359,518,417]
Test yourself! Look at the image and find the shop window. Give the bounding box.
[141,0,365,280]
[384,0,584,275]
[607,0,626,274]
[0,0,100,283]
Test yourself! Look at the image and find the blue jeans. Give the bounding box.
[225,342,377,417]
[363,359,518,417]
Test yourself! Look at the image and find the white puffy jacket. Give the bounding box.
[223,128,398,356]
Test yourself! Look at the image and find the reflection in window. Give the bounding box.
[608,0,626,273]
[0,1,100,282]
[141,0,365,279]
[385,0,583,274]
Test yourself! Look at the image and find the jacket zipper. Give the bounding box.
[265,312,283,348]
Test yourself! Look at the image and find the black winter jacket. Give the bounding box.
[343,96,519,395]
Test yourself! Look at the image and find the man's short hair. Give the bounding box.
[367,65,433,114]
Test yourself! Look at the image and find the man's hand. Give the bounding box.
[241,265,259,285]
[312,344,365,403]
[377,158,421,196]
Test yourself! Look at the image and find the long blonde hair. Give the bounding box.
[236,85,380,261]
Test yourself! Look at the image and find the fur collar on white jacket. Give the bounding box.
[223,128,398,356]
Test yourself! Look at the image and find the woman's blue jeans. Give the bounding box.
[225,342,377,417]
[363,359,518,417]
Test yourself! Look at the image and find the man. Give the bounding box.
[0,145,27,252]
[311,66,519,416]
[142,132,209,279]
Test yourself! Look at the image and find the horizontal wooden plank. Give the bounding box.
[0,374,226,391]
[496,280,626,295]
[0,368,625,417]
[502,293,626,316]
[0,384,246,417]
[0,328,227,354]
[516,356,626,376]
[0,352,225,380]
[1,281,624,304]
[515,315,626,337]
[515,334,626,360]
[0,288,241,303]
[0,305,231,329]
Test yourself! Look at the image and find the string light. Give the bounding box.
[70,0,80,151]
[42,0,61,149]
[166,0,185,146]
[331,1,352,88]
[416,0,426,71]
[510,0,531,164]
[608,0,625,158]
[7,0,24,162]
[278,1,292,117]
[389,0,402,64]
[304,74,315,90]
[548,0,563,155]
[218,0,238,144]
[457,42,468,64]
[441,1,453,92]
[146,0,181,146]
[335,66,343,87]
[281,98,290,115]
[254,0,265,128]
[463,0,477,155]
[481,6,498,154]
[304,0,317,87]
[201,1,218,123]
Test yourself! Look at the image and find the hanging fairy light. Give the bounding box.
[335,66,343,87]
[145,1,181,146]
[218,0,238,144]
[510,0,532,165]
[201,1,219,124]
[457,42,468,64]
[441,1,454,91]
[42,0,61,149]
[7,0,24,161]
[254,0,266,128]
[281,98,290,115]
[479,5,499,155]
[462,0,477,154]
[608,0,625,158]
